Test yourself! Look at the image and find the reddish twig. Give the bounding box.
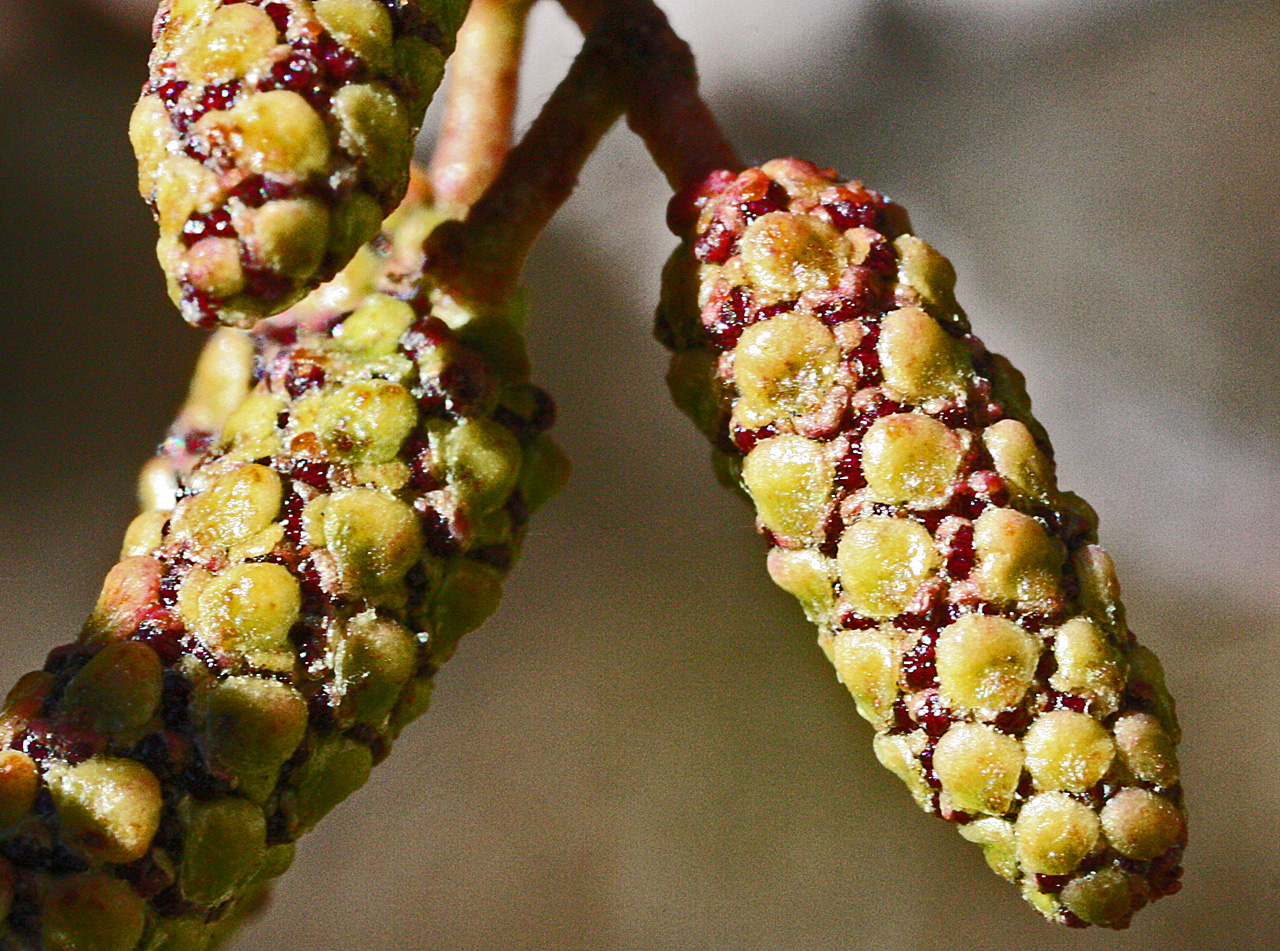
[558,0,742,190]
[429,0,741,304]
[428,0,537,211]
[425,7,630,302]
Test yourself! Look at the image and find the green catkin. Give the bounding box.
[0,200,567,950]
[130,0,471,328]
[657,158,1185,929]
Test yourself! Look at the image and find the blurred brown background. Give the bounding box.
[1,0,1278,948]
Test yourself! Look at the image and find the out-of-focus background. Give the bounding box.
[1,0,1277,947]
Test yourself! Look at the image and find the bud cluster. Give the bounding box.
[0,202,566,951]
[658,158,1185,928]
[130,0,468,327]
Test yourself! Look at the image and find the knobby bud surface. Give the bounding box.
[0,200,567,950]
[131,0,469,328]
[657,158,1185,929]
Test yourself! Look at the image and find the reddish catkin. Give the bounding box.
[0,199,567,951]
[130,0,469,328]
[657,158,1185,929]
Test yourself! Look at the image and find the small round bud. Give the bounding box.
[240,199,331,281]
[837,517,940,618]
[315,0,396,73]
[1074,544,1124,630]
[1023,710,1114,792]
[333,83,411,195]
[935,615,1039,716]
[128,95,173,198]
[290,737,374,833]
[154,155,219,235]
[317,380,418,464]
[182,238,245,300]
[335,611,419,724]
[120,510,170,558]
[176,4,277,82]
[732,312,839,427]
[933,722,1023,815]
[137,458,182,514]
[1112,713,1180,788]
[440,418,523,515]
[169,464,282,552]
[666,349,723,437]
[388,677,434,737]
[427,559,504,664]
[1014,791,1100,876]
[1049,618,1124,718]
[338,294,416,357]
[518,435,571,514]
[765,549,836,623]
[180,327,256,435]
[877,306,969,401]
[47,757,163,864]
[193,563,301,668]
[221,90,331,178]
[872,732,932,810]
[982,419,1054,503]
[83,557,163,644]
[831,626,899,728]
[251,842,297,886]
[957,818,1018,882]
[743,435,834,543]
[739,212,849,300]
[971,507,1064,605]
[0,672,55,744]
[324,488,424,595]
[893,235,963,327]
[42,873,146,951]
[219,391,286,461]
[1125,645,1180,742]
[62,641,163,738]
[861,413,963,504]
[396,34,447,107]
[327,188,386,271]
[179,797,268,907]
[192,676,308,803]
[1059,868,1147,928]
[1100,789,1185,860]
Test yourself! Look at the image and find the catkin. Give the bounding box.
[0,200,566,950]
[657,158,1185,929]
[130,0,469,328]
